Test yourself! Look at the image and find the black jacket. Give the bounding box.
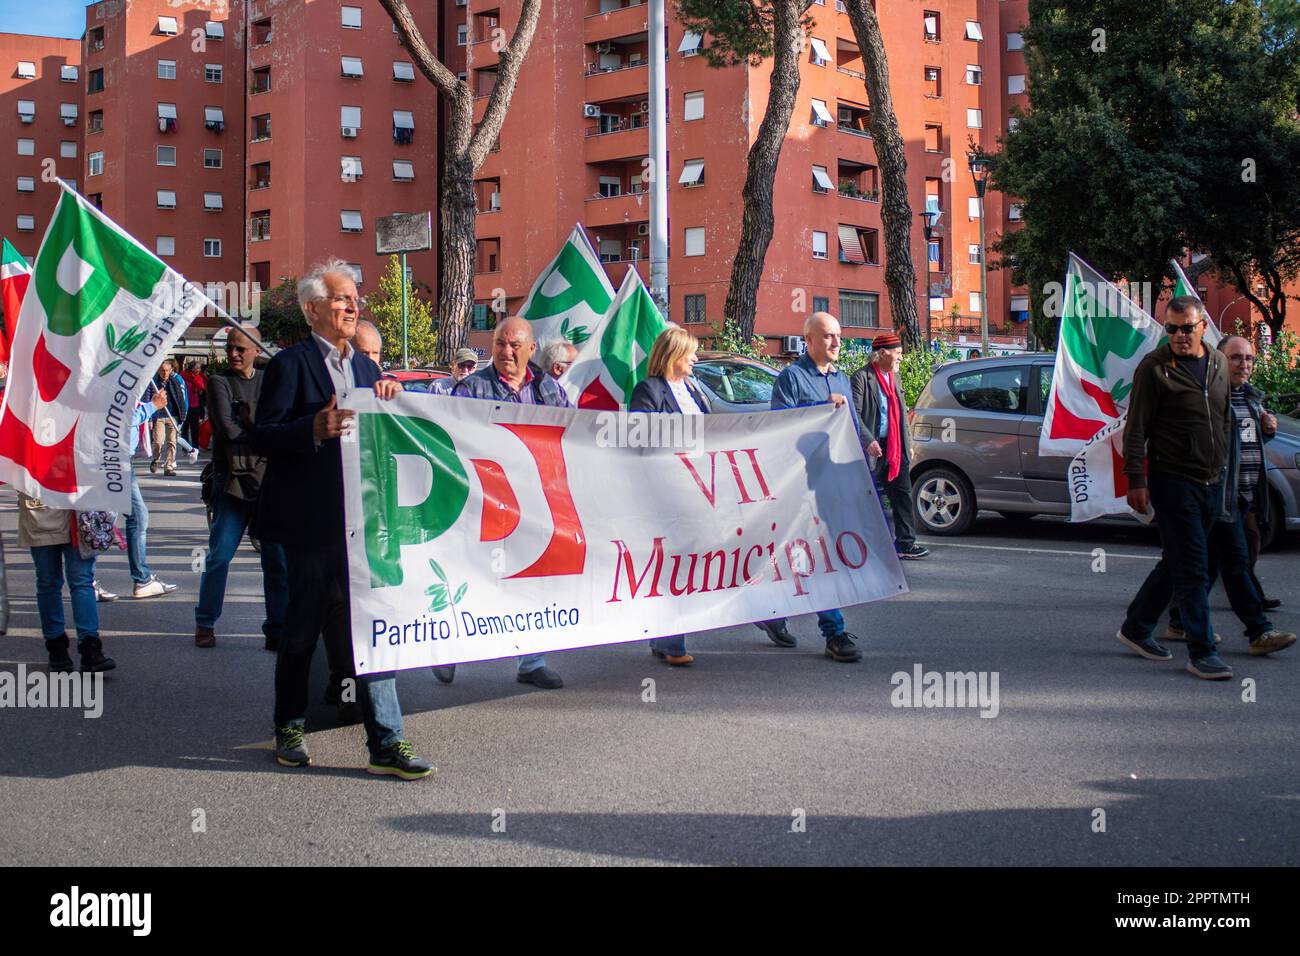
[850,364,911,466]
[628,375,712,414]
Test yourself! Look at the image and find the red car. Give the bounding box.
[382,368,450,392]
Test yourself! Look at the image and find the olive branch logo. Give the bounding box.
[426,558,467,638]
[98,322,150,376]
[560,316,591,345]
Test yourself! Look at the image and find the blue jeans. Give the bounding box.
[765,610,845,639]
[650,635,687,656]
[31,545,99,642]
[1167,501,1272,640]
[124,467,151,585]
[517,654,546,674]
[194,487,287,638]
[1123,473,1221,660]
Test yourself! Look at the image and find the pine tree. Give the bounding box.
[367,255,439,367]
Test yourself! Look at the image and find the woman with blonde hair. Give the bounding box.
[629,325,712,665]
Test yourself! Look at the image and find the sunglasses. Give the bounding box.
[457,361,476,370]
[1164,319,1204,336]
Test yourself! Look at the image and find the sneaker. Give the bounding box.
[516,665,563,689]
[93,581,118,603]
[78,636,116,673]
[149,461,158,474]
[897,544,930,560]
[367,740,434,780]
[432,665,456,684]
[1163,624,1222,644]
[1262,597,1282,610]
[1187,655,1234,680]
[755,619,797,648]
[45,634,74,673]
[1248,630,1297,656]
[1115,629,1173,661]
[274,726,311,767]
[133,576,178,599]
[194,625,215,648]
[824,632,863,663]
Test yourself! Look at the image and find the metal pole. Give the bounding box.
[401,251,409,369]
[977,196,989,355]
[648,0,669,315]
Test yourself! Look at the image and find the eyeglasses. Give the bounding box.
[457,361,476,370]
[328,294,362,309]
[1164,318,1204,336]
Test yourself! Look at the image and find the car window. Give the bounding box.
[693,362,776,405]
[948,366,1029,414]
[1038,365,1052,407]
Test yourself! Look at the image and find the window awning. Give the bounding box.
[838,225,865,263]
[678,160,704,185]
[341,210,363,230]
[61,65,78,81]
[678,31,702,53]
[809,38,831,63]
[965,21,983,40]
[204,193,223,209]
[157,190,176,205]
[341,57,363,76]
[392,110,414,129]
[17,100,34,114]
[341,156,362,177]
[158,16,178,34]
[811,99,834,124]
[158,103,177,119]
[924,15,938,34]
[341,107,361,127]
[393,61,415,81]
[17,61,35,78]
[204,107,224,123]
[812,166,834,190]
[205,21,224,38]
[60,103,78,118]
[1010,296,1030,312]
[393,160,414,179]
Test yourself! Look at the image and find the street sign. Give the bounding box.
[375,211,432,254]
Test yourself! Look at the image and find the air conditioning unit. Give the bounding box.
[637,223,649,236]
[640,100,649,112]
[341,126,357,138]
[582,103,600,118]
[781,336,804,355]
[595,42,614,54]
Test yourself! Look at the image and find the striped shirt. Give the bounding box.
[1231,388,1262,503]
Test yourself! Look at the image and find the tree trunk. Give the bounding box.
[723,1,811,343]
[844,0,920,348]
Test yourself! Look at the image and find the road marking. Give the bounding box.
[919,541,1160,560]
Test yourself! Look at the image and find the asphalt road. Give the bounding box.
[1,467,1297,866]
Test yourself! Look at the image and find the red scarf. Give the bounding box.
[873,365,902,481]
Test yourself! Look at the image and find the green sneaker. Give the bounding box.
[367,740,434,780]
[274,725,310,767]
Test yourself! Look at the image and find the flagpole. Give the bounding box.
[648,0,669,317]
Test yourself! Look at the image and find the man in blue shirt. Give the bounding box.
[755,312,865,663]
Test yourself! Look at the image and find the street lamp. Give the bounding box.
[968,152,991,356]
[920,208,941,348]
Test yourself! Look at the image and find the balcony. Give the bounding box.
[584,125,648,163]
[585,2,648,45]
[583,190,649,228]
[585,62,649,102]
[601,256,649,288]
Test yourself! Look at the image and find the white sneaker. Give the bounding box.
[133,576,178,598]
[93,581,119,602]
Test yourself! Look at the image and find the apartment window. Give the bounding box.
[969,291,982,313]
[393,110,415,144]
[393,160,415,182]
[204,238,222,258]
[17,177,35,193]
[598,176,621,198]
[1007,32,1024,52]
[684,227,705,257]
[88,68,104,93]
[17,61,36,79]
[249,210,270,241]
[341,156,363,181]
[252,114,271,141]
[1010,295,1030,323]
[457,24,468,45]
[837,225,877,264]
[203,192,223,211]
[60,65,78,82]
[967,108,982,128]
[924,66,941,97]
[88,110,103,133]
[1009,203,1024,221]
[88,193,102,210]
[65,179,77,193]
[16,139,34,156]
[965,20,983,41]
[158,103,178,133]
[683,294,706,325]
[158,59,176,80]
[203,148,222,168]
[340,210,363,233]
[158,16,178,35]
[813,296,830,313]
[683,91,704,121]
[254,19,272,45]
[205,64,223,83]
[839,291,879,328]
[968,197,981,219]
[812,231,828,260]
[1008,74,1026,95]
[17,100,34,122]
[205,107,225,132]
[60,103,78,126]
[156,190,176,209]
[88,152,103,176]
[341,106,362,131]
[810,99,833,127]
[17,214,35,232]
[965,63,981,85]
[923,11,940,41]
[924,123,942,152]
[205,21,224,40]
[968,243,981,264]
[156,236,176,257]
[928,240,941,265]
[393,61,415,82]
[157,145,176,166]
[341,56,364,78]
[88,26,104,50]
[341,6,362,29]
[250,162,270,189]
[678,160,704,187]
[808,37,831,67]
[252,67,271,94]
[678,31,703,56]
[60,141,77,158]
[811,165,834,193]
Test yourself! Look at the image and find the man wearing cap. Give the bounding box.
[431,348,479,394]
[851,331,928,559]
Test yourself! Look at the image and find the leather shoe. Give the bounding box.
[755,619,796,647]
[516,666,563,689]
[194,625,215,648]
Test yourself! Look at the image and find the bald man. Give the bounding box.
[354,320,382,366]
[755,312,866,662]
[449,316,572,689]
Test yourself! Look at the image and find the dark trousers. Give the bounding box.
[183,407,203,446]
[873,458,916,550]
[1123,473,1223,660]
[274,540,403,755]
[1167,499,1273,641]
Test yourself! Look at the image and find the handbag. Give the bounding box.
[72,510,125,560]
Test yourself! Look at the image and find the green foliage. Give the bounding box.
[367,255,439,368]
[254,278,307,349]
[707,317,775,365]
[675,1,814,67]
[898,340,964,408]
[1249,328,1300,415]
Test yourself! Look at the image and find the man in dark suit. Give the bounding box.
[253,258,432,779]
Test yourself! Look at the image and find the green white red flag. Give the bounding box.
[0,182,206,511]
[0,238,31,372]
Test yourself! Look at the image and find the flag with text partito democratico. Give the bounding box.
[338,393,907,673]
[0,182,204,511]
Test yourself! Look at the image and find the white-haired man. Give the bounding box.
[354,319,382,366]
[539,339,578,381]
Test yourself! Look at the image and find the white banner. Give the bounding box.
[339,393,907,674]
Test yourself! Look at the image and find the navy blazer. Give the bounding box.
[251,336,381,547]
[628,375,712,414]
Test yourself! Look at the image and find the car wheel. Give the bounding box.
[913,467,976,536]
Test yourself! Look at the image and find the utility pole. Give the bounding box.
[648,0,669,316]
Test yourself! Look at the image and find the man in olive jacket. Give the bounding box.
[1117,296,1235,679]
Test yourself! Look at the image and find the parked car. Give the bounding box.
[908,353,1300,548]
[384,368,449,392]
[691,352,780,412]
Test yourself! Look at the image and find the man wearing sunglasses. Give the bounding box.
[430,348,479,394]
[1118,296,1246,680]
